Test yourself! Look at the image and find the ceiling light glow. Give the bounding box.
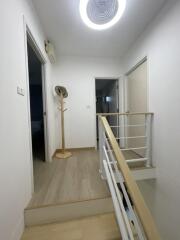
[79,0,126,30]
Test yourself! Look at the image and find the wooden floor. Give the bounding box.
[28,150,110,208]
[28,149,145,209]
[21,213,120,240]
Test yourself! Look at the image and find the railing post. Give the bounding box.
[98,116,106,179]
[145,114,152,167]
[125,114,129,149]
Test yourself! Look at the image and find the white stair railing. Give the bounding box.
[99,113,153,168]
[98,114,160,240]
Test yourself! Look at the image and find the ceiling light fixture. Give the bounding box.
[79,0,126,30]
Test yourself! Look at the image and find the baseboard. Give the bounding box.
[52,147,96,158]
[11,215,24,240]
[65,147,96,151]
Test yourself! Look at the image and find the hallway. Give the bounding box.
[28,149,110,208]
[2,0,180,239]
[28,149,145,209]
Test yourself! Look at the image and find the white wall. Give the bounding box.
[51,56,123,149]
[123,0,180,239]
[0,0,55,239]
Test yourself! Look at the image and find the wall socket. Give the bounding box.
[17,86,25,96]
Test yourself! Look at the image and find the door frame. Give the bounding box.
[23,16,49,193]
[93,77,123,149]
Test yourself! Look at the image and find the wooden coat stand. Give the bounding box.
[55,87,72,159]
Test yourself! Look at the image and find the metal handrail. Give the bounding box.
[98,112,153,167]
[98,115,161,240]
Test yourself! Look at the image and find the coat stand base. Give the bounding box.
[55,150,72,159]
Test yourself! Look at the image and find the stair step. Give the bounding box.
[25,197,114,227]
[22,213,121,240]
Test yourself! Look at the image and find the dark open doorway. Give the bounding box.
[27,42,46,162]
[95,78,119,143]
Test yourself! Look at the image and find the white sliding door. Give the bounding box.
[126,60,148,156]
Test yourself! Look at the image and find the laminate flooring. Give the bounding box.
[28,150,110,208]
[28,149,144,209]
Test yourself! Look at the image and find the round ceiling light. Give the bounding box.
[79,0,126,30]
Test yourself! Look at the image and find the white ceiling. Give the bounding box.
[32,0,167,58]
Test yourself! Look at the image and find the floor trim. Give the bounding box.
[52,147,96,158]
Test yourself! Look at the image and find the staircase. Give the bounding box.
[97,113,160,239]
[23,113,160,239]
[22,213,121,240]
